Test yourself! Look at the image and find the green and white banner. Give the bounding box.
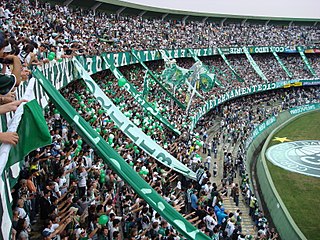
[190,81,284,130]
[159,49,204,99]
[0,79,51,240]
[101,55,181,135]
[189,79,320,130]
[131,50,186,109]
[219,46,292,55]
[217,48,244,82]
[245,103,320,148]
[289,103,320,115]
[296,46,317,77]
[243,46,268,82]
[33,68,209,240]
[270,47,293,78]
[187,48,218,90]
[72,58,196,179]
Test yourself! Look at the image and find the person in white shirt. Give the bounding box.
[225,218,236,238]
[16,199,30,227]
[78,167,88,197]
[203,211,217,233]
[205,155,211,169]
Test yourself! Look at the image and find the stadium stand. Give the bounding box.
[0,0,319,240]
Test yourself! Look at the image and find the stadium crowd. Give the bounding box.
[0,0,319,60]
[0,0,320,240]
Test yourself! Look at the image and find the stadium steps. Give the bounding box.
[199,118,257,237]
[221,194,256,235]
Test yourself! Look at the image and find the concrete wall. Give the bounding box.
[246,108,320,240]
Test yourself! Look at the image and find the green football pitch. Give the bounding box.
[266,111,320,239]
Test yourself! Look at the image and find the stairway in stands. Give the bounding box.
[199,119,257,236]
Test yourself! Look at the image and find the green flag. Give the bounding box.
[270,47,293,78]
[243,46,268,82]
[6,99,52,172]
[33,68,210,240]
[199,73,215,92]
[217,48,244,82]
[131,49,186,109]
[297,46,317,77]
[161,64,189,87]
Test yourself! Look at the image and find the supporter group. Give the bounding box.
[0,0,319,240]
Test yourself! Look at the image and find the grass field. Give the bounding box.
[266,111,320,239]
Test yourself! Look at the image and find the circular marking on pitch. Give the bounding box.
[266,140,320,178]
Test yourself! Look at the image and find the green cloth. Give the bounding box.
[0,73,16,95]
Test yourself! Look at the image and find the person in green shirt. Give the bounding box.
[97,226,110,240]
[158,220,168,237]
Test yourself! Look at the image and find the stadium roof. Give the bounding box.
[54,0,319,25]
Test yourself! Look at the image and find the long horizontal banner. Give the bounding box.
[10,48,320,133]
[16,45,315,107]
[245,103,320,148]
[32,68,209,240]
[289,103,320,115]
[189,79,320,130]
[72,58,196,179]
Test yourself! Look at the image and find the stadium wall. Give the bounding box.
[246,105,320,240]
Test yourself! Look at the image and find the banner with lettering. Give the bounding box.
[217,48,244,82]
[72,58,196,179]
[270,48,293,78]
[243,46,268,82]
[289,103,320,115]
[296,46,317,77]
[32,68,208,240]
[101,55,181,135]
[189,80,320,130]
[131,49,186,110]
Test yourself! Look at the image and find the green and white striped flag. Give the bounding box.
[142,70,149,97]
[0,78,51,240]
[296,46,317,77]
[270,47,293,78]
[33,68,210,240]
[243,46,268,82]
[217,48,244,82]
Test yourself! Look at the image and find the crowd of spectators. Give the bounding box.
[0,1,320,240]
[0,0,319,60]
[11,80,319,240]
